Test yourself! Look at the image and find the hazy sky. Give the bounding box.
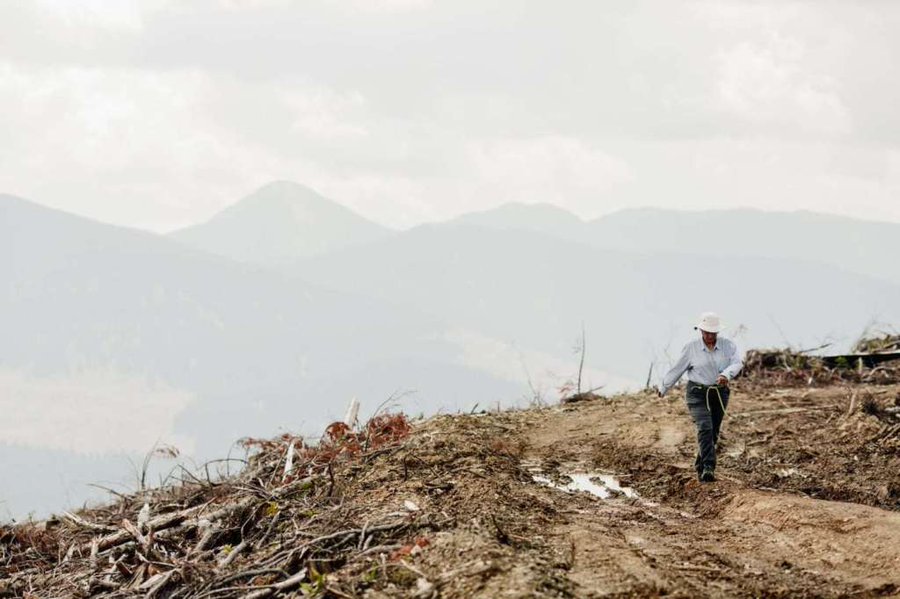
[2,0,899,231]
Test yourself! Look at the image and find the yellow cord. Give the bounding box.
[705,385,727,414]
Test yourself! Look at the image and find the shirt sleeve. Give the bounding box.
[659,343,692,396]
[721,342,743,380]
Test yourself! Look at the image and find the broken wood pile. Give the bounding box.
[0,414,420,598]
[1,408,574,598]
[853,332,900,354]
[742,343,900,387]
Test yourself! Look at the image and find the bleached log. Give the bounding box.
[282,441,296,482]
[847,389,858,417]
[137,502,151,532]
[63,512,117,533]
[344,397,360,428]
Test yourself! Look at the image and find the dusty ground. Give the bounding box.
[4,381,899,598]
[517,381,900,597]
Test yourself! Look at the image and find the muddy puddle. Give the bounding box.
[531,471,638,500]
[523,456,640,501]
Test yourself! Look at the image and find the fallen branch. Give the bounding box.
[62,512,117,534]
[239,568,307,599]
[218,539,249,570]
[140,569,178,597]
[78,497,254,555]
[303,521,407,551]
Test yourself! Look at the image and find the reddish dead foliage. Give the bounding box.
[240,413,413,482]
[389,536,431,562]
[366,414,412,448]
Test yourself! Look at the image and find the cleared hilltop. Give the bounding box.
[6,184,900,519]
[2,353,899,598]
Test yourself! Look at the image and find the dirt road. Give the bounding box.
[516,382,900,597]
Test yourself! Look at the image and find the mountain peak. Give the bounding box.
[238,180,327,205]
[219,181,350,222]
[170,182,389,265]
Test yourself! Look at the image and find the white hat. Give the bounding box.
[695,312,721,333]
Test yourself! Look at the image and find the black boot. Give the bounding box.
[700,468,716,483]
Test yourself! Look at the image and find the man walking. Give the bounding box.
[658,312,743,482]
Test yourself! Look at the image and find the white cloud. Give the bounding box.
[32,0,145,29]
[214,0,293,9]
[190,0,433,13]
[692,1,854,137]
[610,137,900,224]
[1,0,899,229]
[715,36,852,136]
[320,0,433,13]
[0,62,389,229]
[283,88,369,140]
[888,149,900,187]
[468,136,633,201]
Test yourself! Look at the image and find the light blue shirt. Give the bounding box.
[659,337,743,396]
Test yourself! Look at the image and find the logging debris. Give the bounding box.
[741,340,900,387]
[0,410,573,598]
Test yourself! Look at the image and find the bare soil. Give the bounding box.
[521,381,900,597]
[3,381,899,598]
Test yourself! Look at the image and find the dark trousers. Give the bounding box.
[686,383,730,473]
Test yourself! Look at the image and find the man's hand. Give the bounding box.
[717,375,729,387]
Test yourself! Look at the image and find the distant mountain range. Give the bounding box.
[3,181,900,518]
[449,203,900,286]
[170,183,900,285]
[589,208,900,286]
